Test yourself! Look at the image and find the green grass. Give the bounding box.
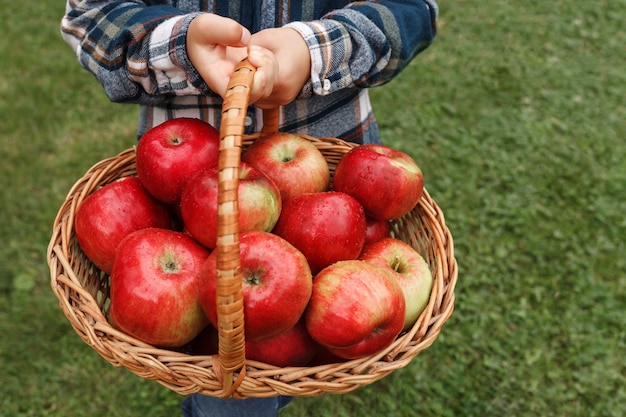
[1,0,625,416]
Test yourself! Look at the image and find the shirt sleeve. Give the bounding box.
[285,0,438,97]
[61,1,208,104]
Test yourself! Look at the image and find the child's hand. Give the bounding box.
[187,14,251,97]
[187,18,310,108]
[247,27,311,109]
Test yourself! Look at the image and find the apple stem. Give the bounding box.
[390,256,406,274]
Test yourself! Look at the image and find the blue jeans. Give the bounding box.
[182,394,294,417]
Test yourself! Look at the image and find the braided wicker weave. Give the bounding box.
[48,60,457,399]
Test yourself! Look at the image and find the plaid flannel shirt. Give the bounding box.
[61,0,437,143]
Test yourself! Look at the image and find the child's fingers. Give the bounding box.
[248,46,277,107]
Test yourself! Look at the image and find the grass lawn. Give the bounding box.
[1,0,624,416]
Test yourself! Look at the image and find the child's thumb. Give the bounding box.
[210,16,251,46]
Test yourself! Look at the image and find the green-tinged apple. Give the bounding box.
[360,237,433,330]
[136,117,220,204]
[75,176,172,274]
[333,144,424,220]
[272,191,366,274]
[245,319,320,367]
[305,260,406,359]
[108,228,210,347]
[241,132,331,201]
[199,231,312,342]
[180,162,282,249]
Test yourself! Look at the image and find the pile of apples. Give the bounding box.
[75,118,433,366]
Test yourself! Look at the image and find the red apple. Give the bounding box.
[333,144,424,220]
[136,117,220,204]
[108,228,210,347]
[199,231,312,342]
[272,191,366,274]
[74,176,172,274]
[305,260,406,360]
[365,215,390,245]
[241,132,330,201]
[180,162,282,249]
[360,237,433,330]
[245,319,320,367]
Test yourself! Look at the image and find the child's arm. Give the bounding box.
[254,0,438,102]
[61,1,253,103]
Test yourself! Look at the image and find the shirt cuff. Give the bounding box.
[285,20,353,97]
[148,13,209,96]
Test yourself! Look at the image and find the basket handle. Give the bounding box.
[215,58,278,397]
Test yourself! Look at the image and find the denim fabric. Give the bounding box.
[181,394,294,417]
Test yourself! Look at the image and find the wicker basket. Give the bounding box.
[47,60,458,399]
